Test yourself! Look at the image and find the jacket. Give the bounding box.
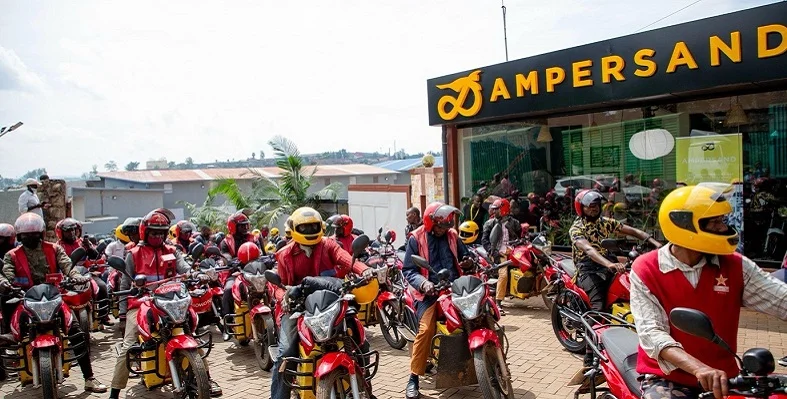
[481,216,522,256]
[402,226,468,302]
[119,243,192,313]
[3,242,76,289]
[274,238,368,287]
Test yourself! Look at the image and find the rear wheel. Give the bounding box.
[38,348,58,399]
[551,290,587,354]
[378,302,406,350]
[540,275,556,311]
[473,344,514,399]
[316,368,367,399]
[173,349,211,399]
[253,317,273,371]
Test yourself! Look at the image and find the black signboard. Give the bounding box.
[426,2,787,126]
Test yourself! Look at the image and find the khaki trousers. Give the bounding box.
[410,304,437,376]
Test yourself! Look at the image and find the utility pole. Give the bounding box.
[501,0,509,61]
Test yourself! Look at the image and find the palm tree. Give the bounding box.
[208,135,341,227]
[177,191,230,232]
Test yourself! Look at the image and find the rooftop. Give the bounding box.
[374,157,444,172]
[97,164,398,184]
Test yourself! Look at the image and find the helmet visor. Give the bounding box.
[684,182,740,244]
[296,222,322,236]
[432,205,461,228]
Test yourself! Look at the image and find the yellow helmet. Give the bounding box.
[351,278,379,305]
[289,207,323,246]
[252,229,261,237]
[271,227,279,237]
[168,225,178,241]
[458,221,479,244]
[284,219,292,239]
[265,241,276,253]
[659,184,739,255]
[115,225,130,244]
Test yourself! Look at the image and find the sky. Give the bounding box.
[0,0,777,178]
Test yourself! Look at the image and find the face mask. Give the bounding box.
[29,187,37,194]
[147,236,165,247]
[20,236,41,249]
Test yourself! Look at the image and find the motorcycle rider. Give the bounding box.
[458,221,480,246]
[405,206,422,239]
[482,198,521,315]
[402,202,473,399]
[270,207,372,399]
[630,184,787,399]
[195,225,213,246]
[0,223,15,260]
[108,209,222,399]
[120,217,142,250]
[570,189,661,367]
[0,212,107,393]
[219,212,262,341]
[269,227,281,245]
[462,194,487,228]
[105,225,129,259]
[327,214,357,253]
[172,220,195,253]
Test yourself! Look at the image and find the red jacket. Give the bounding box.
[634,250,743,387]
[275,238,367,287]
[222,233,257,257]
[128,244,180,310]
[58,239,81,257]
[8,243,58,289]
[332,234,357,255]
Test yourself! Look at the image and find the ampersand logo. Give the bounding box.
[436,70,483,121]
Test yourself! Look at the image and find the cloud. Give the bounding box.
[0,46,47,93]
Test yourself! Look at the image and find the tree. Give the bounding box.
[22,168,47,180]
[185,157,194,168]
[251,152,256,160]
[259,150,265,160]
[104,160,118,171]
[209,135,341,227]
[168,161,176,169]
[178,191,230,233]
[125,162,140,171]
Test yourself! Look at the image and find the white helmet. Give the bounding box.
[15,212,45,234]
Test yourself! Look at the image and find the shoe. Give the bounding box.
[405,377,420,399]
[779,356,787,367]
[101,318,114,327]
[222,332,231,342]
[85,377,108,393]
[210,379,223,397]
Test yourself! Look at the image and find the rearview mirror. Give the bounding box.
[410,255,434,273]
[437,269,450,281]
[384,230,396,244]
[351,235,371,257]
[275,240,287,251]
[669,308,733,354]
[205,246,221,257]
[190,243,204,259]
[95,241,108,256]
[490,223,503,247]
[600,239,619,252]
[134,274,147,287]
[69,247,87,265]
[264,270,282,287]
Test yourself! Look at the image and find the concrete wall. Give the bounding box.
[71,188,164,222]
[411,167,444,208]
[0,190,23,224]
[348,185,410,248]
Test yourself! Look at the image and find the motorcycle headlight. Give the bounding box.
[243,273,267,292]
[376,266,389,285]
[24,296,62,322]
[303,301,341,342]
[154,295,192,324]
[386,256,396,267]
[451,285,484,320]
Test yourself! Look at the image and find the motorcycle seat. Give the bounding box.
[560,259,576,278]
[600,327,641,396]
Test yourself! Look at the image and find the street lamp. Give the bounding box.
[501,0,509,62]
[0,122,23,139]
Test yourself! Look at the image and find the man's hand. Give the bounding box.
[81,239,92,248]
[361,267,375,280]
[196,273,211,283]
[72,274,91,284]
[608,263,627,273]
[460,257,474,271]
[694,365,728,399]
[0,280,11,293]
[420,281,435,295]
[42,202,51,210]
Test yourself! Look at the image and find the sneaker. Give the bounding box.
[85,377,108,393]
[222,332,231,342]
[210,379,223,397]
[779,356,787,367]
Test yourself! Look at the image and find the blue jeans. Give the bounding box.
[270,312,298,399]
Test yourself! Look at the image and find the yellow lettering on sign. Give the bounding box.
[600,55,625,83]
[545,67,565,93]
[515,71,539,97]
[710,32,741,66]
[758,24,787,59]
[634,49,657,77]
[489,77,511,102]
[572,60,593,87]
[666,42,699,73]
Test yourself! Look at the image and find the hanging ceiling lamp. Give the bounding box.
[725,97,749,127]
[536,120,552,142]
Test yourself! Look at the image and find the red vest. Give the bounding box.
[224,234,255,257]
[130,244,178,283]
[9,242,58,289]
[58,239,81,257]
[333,234,357,255]
[634,250,743,386]
[410,226,460,301]
[275,239,345,286]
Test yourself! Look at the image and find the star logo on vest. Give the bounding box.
[714,274,729,293]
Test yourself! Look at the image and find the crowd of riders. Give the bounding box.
[0,176,786,399]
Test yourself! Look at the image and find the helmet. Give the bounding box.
[458,221,479,244]
[0,223,16,238]
[284,221,292,239]
[15,212,45,234]
[289,207,323,246]
[265,241,276,254]
[422,202,460,232]
[574,189,605,217]
[168,225,178,242]
[351,278,380,305]
[121,217,142,237]
[115,225,130,243]
[271,227,280,237]
[238,242,261,265]
[252,229,261,237]
[329,214,353,237]
[174,220,194,238]
[139,209,172,240]
[659,184,739,255]
[227,212,250,235]
[55,218,82,240]
[490,199,511,217]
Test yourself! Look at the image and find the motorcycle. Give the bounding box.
[0,281,86,399]
[576,308,787,399]
[549,238,652,354]
[223,255,278,372]
[106,256,214,398]
[409,254,515,399]
[69,247,111,334]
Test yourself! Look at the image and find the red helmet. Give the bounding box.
[174,220,195,238]
[329,214,354,236]
[574,189,605,217]
[423,202,460,232]
[227,212,250,235]
[55,218,82,240]
[238,242,261,265]
[140,209,172,240]
[490,199,511,217]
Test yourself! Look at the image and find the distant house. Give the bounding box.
[374,157,444,186]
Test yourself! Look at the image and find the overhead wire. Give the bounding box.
[634,0,705,33]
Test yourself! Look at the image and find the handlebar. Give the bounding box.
[697,375,787,399]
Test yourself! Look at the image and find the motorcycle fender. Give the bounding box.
[210,286,223,297]
[91,279,100,296]
[376,291,396,309]
[60,302,75,330]
[314,352,357,379]
[231,278,243,304]
[164,335,199,361]
[467,328,500,351]
[31,334,60,349]
[249,303,272,318]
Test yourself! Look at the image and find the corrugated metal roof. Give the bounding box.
[97,164,397,184]
[374,157,444,172]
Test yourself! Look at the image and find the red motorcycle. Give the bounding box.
[548,238,653,353]
[410,254,515,399]
[106,256,213,398]
[576,308,787,399]
[69,247,111,335]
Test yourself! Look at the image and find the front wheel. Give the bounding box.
[378,302,406,350]
[316,368,367,399]
[540,275,556,311]
[253,316,273,371]
[473,344,514,399]
[550,290,587,354]
[38,347,59,399]
[172,349,211,399]
[77,308,91,347]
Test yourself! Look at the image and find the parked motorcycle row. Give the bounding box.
[1,224,785,399]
